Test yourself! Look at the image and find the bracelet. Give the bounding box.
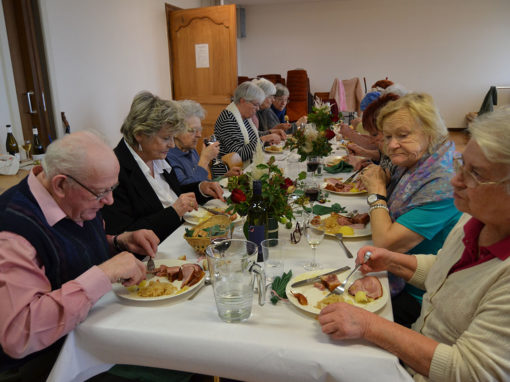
[369,203,389,214]
[113,235,123,252]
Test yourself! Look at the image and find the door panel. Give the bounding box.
[166,4,237,153]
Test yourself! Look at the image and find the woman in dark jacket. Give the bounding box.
[102,91,223,241]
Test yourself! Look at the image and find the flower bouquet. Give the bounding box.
[226,157,295,226]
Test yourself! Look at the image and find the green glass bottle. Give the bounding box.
[247,180,268,261]
[5,124,20,161]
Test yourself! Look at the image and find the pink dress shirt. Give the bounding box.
[0,170,112,359]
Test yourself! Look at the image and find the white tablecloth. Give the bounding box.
[48,151,412,382]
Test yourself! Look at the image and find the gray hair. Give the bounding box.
[377,93,448,154]
[275,83,290,98]
[233,81,265,104]
[469,107,510,166]
[120,91,186,147]
[42,131,112,179]
[178,100,206,121]
[252,78,276,97]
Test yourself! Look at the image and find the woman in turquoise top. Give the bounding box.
[360,93,461,328]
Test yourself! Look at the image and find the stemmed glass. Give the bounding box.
[22,140,32,161]
[304,220,325,270]
[204,134,221,166]
[306,156,321,177]
[304,178,320,215]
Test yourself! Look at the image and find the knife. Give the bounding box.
[290,266,351,288]
[201,206,228,216]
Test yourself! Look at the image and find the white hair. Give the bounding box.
[252,78,276,97]
[179,99,205,120]
[233,81,265,104]
[42,131,111,179]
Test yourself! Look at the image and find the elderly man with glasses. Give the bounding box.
[0,131,160,380]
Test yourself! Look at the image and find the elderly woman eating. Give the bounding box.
[102,91,223,242]
[166,100,242,185]
[212,81,282,177]
[360,93,462,327]
[270,83,307,133]
[319,107,510,381]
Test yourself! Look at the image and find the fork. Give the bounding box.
[327,251,372,296]
[146,257,155,280]
[334,233,353,258]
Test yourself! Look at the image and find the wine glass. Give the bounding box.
[22,140,32,161]
[304,178,320,215]
[304,221,325,270]
[204,134,221,166]
[307,156,320,177]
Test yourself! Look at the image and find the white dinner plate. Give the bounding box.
[218,178,229,188]
[286,268,388,315]
[315,213,371,238]
[321,180,367,195]
[183,199,244,225]
[113,259,205,302]
[324,156,347,167]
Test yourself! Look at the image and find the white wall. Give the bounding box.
[0,0,201,151]
[238,0,510,128]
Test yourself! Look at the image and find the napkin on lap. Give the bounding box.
[323,161,353,174]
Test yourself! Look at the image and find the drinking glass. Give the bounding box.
[306,156,320,177]
[204,134,221,166]
[260,239,285,284]
[304,221,325,270]
[22,140,32,161]
[304,178,320,214]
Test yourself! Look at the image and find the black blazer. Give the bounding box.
[102,140,210,241]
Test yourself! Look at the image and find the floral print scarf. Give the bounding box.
[388,140,457,220]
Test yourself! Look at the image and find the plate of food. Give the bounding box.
[322,177,367,195]
[183,200,242,225]
[310,212,371,238]
[113,259,205,301]
[285,268,388,315]
[264,145,284,154]
[325,156,347,167]
[218,177,229,188]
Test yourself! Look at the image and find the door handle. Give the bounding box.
[26,91,37,114]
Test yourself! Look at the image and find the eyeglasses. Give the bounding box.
[64,174,118,201]
[186,128,202,135]
[453,157,509,189]
[249,101,260,109]
[290,222,303,244]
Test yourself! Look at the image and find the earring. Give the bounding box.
[138,143,143,153]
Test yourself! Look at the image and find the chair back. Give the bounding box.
[286,69,310,122]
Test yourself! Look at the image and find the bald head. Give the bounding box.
[42,131,119,180]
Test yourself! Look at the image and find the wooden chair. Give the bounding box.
[238,76,251,85]
[221,152,243,170]
[259,74,285,86]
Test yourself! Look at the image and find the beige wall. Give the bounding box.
[0,0,201,152]
[237,0,510,128]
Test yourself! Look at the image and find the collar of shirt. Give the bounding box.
[124,138,172,177]
[28,168,70,227]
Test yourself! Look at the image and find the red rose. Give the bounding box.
[230,188,247,203]
[325,129,335,140]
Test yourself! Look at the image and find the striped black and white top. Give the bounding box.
[211,109,259,178]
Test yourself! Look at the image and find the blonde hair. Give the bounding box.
[377,93,448,154]
[120,91,185,147]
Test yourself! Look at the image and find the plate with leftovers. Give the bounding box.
[113,259,205,301]
[184,199,242,225]
[264,145,284,154]
[286,269,388,315]
[310,212,371,238]
[322,177,367,195]
[325,156,347,167]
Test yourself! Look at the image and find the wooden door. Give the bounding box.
[3,0,55,149]
[166,4,237,153]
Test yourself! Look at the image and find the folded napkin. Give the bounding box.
[304,203,347,216]
[323,160,353,174]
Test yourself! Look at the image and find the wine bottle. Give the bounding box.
[247,180,268,261]
[32,127,45,162]
[5,124,20,161]
[61,112,70,134]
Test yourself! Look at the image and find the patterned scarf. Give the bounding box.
[388,140,457,220]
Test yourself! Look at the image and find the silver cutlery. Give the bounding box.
[328,251,372,296]
[334,233,353,258]
[290,266,350,288]
[146,257,155,280]
[343,168,363,184]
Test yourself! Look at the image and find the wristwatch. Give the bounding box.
[367,193,387,205]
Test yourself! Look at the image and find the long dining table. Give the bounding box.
[47,148,413,382]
